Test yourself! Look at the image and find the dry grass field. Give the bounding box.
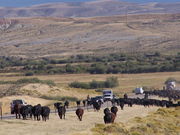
[0,105,159,135]
[1,72,180,94]
[0,71,179,114]
[91,107,180,135]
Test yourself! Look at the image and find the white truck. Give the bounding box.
[103,90,113,101]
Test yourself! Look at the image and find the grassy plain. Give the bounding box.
[0,72,180,94]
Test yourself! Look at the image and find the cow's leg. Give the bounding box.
[15,113,18,119]
[59,115,62,119]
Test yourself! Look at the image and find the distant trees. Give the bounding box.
[69,77,119,89]
[0,52,180,75]
[25,71,34,76]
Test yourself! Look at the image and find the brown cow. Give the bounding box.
[103,108,116,124]
[76,108,84,121]
[14,104,22,119]
[111,106,118,116]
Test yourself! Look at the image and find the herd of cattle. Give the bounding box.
[144,90,180,101]
[12,92,180,124]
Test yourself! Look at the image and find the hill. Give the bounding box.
[0,0,180,18]
[0,13,180,58]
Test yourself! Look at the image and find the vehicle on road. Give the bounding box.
[90,96,104,103]
[103,90,113,101]
[10,99,27,114]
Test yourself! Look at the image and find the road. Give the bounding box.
[0,94,165,120]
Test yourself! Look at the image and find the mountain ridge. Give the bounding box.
[0,0,180,18]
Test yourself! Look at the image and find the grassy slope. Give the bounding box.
[91,107,180,135]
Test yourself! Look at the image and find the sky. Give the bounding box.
[0,0,180,7]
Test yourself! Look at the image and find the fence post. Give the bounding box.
[0,102,2,120]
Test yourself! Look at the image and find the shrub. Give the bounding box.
[105,77,119,88]
[16,78,56,86]
[25,71,34,76]
[69,76,119,89]
[69,81,90,89]
[40,95,78,101]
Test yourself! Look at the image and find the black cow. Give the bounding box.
[54,102,62,114]
[104,108,110,115]
[119,101,125,110]
[58,105,66,119]
[83,100,86,107]
[32,104,42,121]
[26,105,33,119]
[20,105,29,120]
[41,106,50,122]
[64,101,69,109]
[92,101,101,111]
[124,93,128,99]
[76,100,81,107]
[111,106,118,116]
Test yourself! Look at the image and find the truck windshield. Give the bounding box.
[104,95,111,97]
[103,91,112,94]
[13,100,23,104]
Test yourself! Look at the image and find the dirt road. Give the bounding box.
[0,105,159,135]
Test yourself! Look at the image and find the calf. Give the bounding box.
[76,108,84,121]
